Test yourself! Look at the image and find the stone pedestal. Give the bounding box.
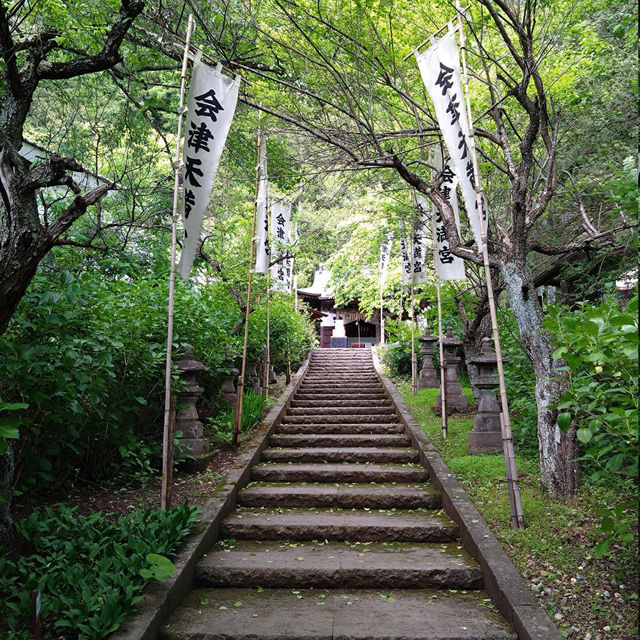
[245,360,262,394]
[468,337,504,454]
[175,346,210,470]
[433,328,468,415]
[218,366,239,410]
[417,326,439,389]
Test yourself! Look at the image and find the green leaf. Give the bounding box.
[576,428,592,443]
[556,413,572,430]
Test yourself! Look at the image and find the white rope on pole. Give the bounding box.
[455,0,524,528]
[161,13,195,511]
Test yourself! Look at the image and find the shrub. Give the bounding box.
[205,389,267,446]
[379,318,423,378]
[0,502,200,639]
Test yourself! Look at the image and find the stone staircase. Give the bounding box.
[160,349,517,639]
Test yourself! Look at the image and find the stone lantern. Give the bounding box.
[217,364,239,410]
[433,327,468,415]
[417,324,439,389]
[175,345,210,468]
[468,337,504,454]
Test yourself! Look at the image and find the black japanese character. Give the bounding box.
[442,164,455,183]
[437,227,447,242]
[466,160,475,187]
[184,189,196,218]
[184,156,204,187]
[439,247,455,264]
[457,130,468,159]
[414,260,423,272]
[276,213,285,225]
[277,227,285,240]
[187,121,214,153]
[446,95,461,125]
[193,89,224,123]
[435,63,454,96]
[441,185,452,201]
[414,245,423,259]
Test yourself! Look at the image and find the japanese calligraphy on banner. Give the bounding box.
[270,202,292,292]
[415,30,485,251]
[411,212,428,285]
[254,136,269,274]
[379,232,393,285]
[427,149,466,280]
[400,234,412,284]
[179,60,239,280]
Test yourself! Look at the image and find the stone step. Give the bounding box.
[195,540,482,590]
[287,406,395,417]
[277,422,405,435]
[282,414,397,424]
[290,399,391,409]
[261,447,419,464]
[298,386,383,392]
[250,462,427,483]
[221,508,458,542]
[238,483,441,509]
[269,433,410,448]
[161,588,516,640]
[293,392,387,400]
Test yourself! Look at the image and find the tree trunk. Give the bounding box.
[500,260,579,497]
[0,447,19,559]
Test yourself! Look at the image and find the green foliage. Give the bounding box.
[0,502,200,639]
[379,318,423,378]
[205,390,267,446]
[544,291,638,557]
[544,292,638,482]
[0,401,28,455]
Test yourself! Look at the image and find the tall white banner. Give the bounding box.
[270,202,292,292]
[179,60,239,280]
[411,209,429,285]
[415,30,486,251]
[400,234,412,284]
[427,149,466,280]
[379,232,393,285]
[254,136,269,274]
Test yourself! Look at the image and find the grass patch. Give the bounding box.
[396,379,638,639]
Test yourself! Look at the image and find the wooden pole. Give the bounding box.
[233,120,263,447]
[379,280,385,346]
[410,236,418,396]
[456,0,524,528]
[428,150,448,439]
[263,268,270,398]
[162,13,194,511]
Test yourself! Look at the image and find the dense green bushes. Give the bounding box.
[0,502,200,639]
[0,268,315,491]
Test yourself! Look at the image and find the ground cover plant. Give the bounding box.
[396,382,638,640]
[0,502,200,639]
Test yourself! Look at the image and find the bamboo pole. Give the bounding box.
[161,13,194,511]
[233,121,263,447]
[433,227,448,438]
[263,268,270,398]
[410,236,418,396]
[456,0,524,528]
[379,280,385,346]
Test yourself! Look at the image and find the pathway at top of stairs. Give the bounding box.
[161,348,517,640]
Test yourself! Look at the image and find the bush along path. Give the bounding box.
[159,349,557,639]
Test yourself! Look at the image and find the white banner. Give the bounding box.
[415,30,485,251]
[411,214,428,285]
[179,60,239,280]
[400,234,412,284]
[270,202,292,292]
[379,232,393,285]
[254,136,269,274]
[430,149,466,280]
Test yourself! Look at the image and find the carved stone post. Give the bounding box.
[417,326,439,389]
[218,365,239,410]
[468,337,504,454]
[433,327,468,415]
[175,345,210,469]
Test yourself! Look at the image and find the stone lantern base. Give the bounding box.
[468,430,503,454]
